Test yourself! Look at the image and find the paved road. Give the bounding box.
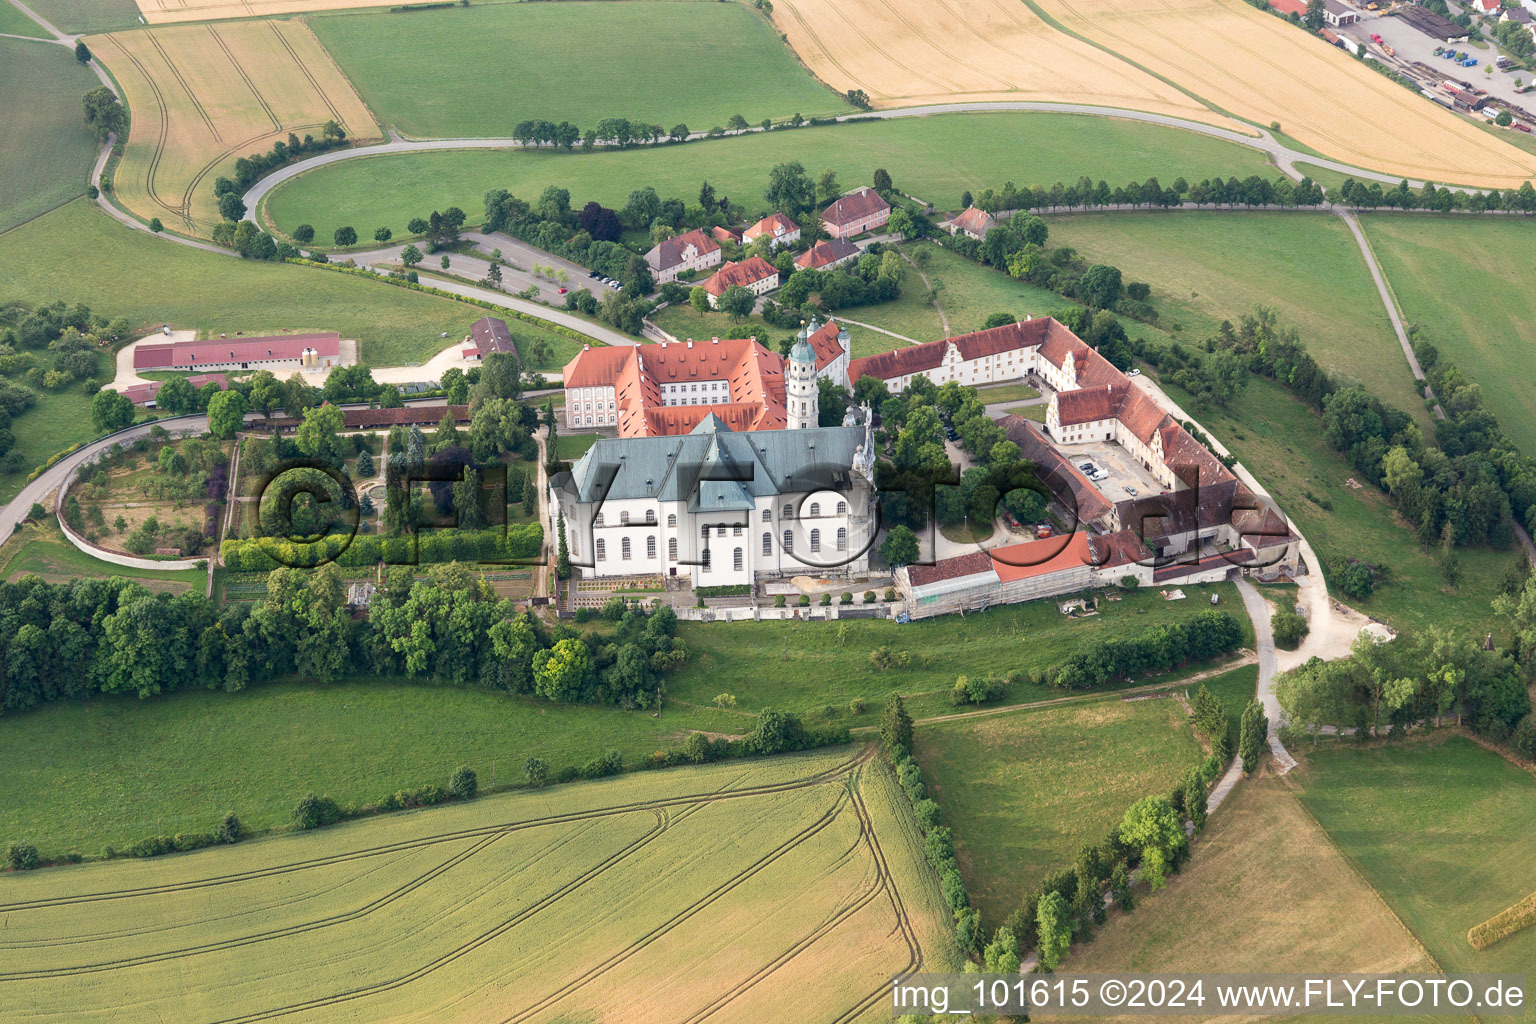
[0,413,213,549]
[237,101,1462,229]
[1236,579,1298,773]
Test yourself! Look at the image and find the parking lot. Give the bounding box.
[1064,440,1163,505]
[1344,14,1532,111]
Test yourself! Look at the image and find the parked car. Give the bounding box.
[558,287,568,294]
[1128,368,1142,376]
[1125,486,1138,496]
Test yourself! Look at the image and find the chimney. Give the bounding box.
[712,337,719,344]
[687,340,694,348]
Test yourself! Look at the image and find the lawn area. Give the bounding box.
[912,695,1205,927]
[0,39,101,234]
[1362,215,1536,456]
[0,677,749,855]
[1043,211,1428,425]
[1294,734,1536,1020]
[0,3,49,36]
[1001,402,1046,422]
[668,582,1251,721]
[974,382,1040,404]
[0,200,524,369]
[0,520,205,591]
[1161,372,1512,634]
[1068,772,1436,985]
[555,432,600,460]
[0,385,107,506]
[261,112,1278,242]
[309,0,848,138]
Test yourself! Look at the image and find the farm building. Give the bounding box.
[1323,0,1358,27]
[742,212,801,248]
[120,373,228,407]
[559,319,849,435]
[820,188,891,238]
[711,225,742,244]
[644,228,723,284]
[1267,0,1307,17]
[943,206,997,240]
[548,413,879,583]
[461,316,517,362]
[701,257,780,307]
[132,332,346,373]
[795,238,861,270]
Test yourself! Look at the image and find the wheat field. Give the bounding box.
[135,0,393,25]
[85,19,378,235]
[0,748,956,1024]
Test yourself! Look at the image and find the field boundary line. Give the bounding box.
[1279,769,1448,981]
[0,748,870,914]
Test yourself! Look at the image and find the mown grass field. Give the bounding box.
[261,112,1278,241]
[0,749,958,1024]
[670,583,1252,722]
[0,3,50,36]
[1159,373,1511,635]
[311,0,848,139]
[1294,735,1536,1022]
[17,0,139,32]
[911,695,1205,927]
[1069,772,1436,986]
[86,19,379,236]
[0,200,504,367]
[1362,215,1536,456]
[1043,211,1429,424]
[0,381,109,506]
[0,39,102,234]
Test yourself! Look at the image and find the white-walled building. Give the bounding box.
[644,229,722,284]
[848,317,1080,393]
[132,332,347,373]
[742,212,801,249]
[560,319,850,435]
[549,415,879,583]
[701,257,780,307]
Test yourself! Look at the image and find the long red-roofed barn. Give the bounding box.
[132,332,346,373]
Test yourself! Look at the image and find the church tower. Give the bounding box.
[786,320,819,429]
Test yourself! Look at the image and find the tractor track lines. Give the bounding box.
[829,778,923,1024]
[179,121,326,229]
[102,35,182,222]
[501,790,853,1024]
[206,25,279,133]
[678,771,893,1024]
[143,30,220,143]
[0,831,512,979]
[0,750,868,915]
[190,802,693,1024]
[264,20,347,128]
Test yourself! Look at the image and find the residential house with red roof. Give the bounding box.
[121,374,229,407]
[848,317,1077,393]
[794,237,861,271]
[942,206,997,240]
[132,332,345,373]
[644,228,722,284]
[460,317,518,362]
[820,187,890,238]
[700,256,780,308]
[742,212,801,249]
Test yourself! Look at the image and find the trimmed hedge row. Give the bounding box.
[220,523,542,571]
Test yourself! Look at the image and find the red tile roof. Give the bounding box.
[795,238,861,270]
[133,332,340,370]
[1089,529,1152,570]
[121,373,229,405]
[702,256,778,296]
[743,212,798,243]
[563,345,635,389]
[465,316,516,359]
[946,206,996,236]
[848,317,1073,384]
[804,319,847,372]
[994,414,1113,527]
[711,225,742,244]
[821,187,890,229]
[989,529,1092,583]
[646,229,720,272]
[906,550,997,589]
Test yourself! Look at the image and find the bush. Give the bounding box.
[580,749,623,779]
[820,592,831,606]
[774,594,786,607]
[884,588,896,601]
[1271,606,1309,650]
[293,792,343,830]
[217,813,244,844]
[913,798,942,831]
[848,696,868,715]
[840,592,853,604]
[798,594,810,606]
[863,590,876,603]
[449,766,478,800]
[6,841,39,871]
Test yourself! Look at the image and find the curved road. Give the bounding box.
[238,102,1447,228]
